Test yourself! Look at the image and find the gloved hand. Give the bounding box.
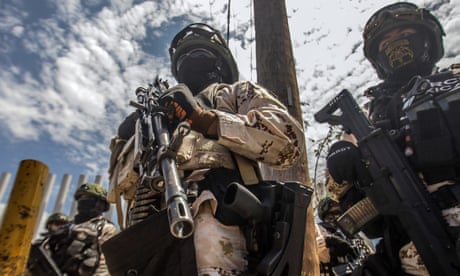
[326,140,372,185]
[326,236,356,258]
[158,84,218,138]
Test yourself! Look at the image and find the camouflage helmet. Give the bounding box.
[363,2,445,79]
[74,182,109,212]
[169,23,239,85]
[74,182,108,201]
[317,197,341,221]
[46,212,70,226]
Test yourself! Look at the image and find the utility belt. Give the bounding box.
[336,183,460,237]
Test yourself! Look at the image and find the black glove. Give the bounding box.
[326,236,355,258]
[158,84,199,121]
[326,140,372,185]
[158,84,218,138]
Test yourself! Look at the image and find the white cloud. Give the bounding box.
[0,0,459,186]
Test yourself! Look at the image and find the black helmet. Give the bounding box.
[363,2,445,80]
[46,212,70,227]
[317,197,341,221]
[169,23,238,92]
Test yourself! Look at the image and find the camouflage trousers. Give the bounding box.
[192,190,248,276]
[399,204,460,275]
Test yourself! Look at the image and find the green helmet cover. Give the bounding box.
[74,182,108,201]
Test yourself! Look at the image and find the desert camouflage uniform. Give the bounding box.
[107,80,303,275]
[176,81,304,275]
[92,217,118,275]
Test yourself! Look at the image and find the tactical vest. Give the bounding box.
[367,65,460,184]
[48,218,106,275]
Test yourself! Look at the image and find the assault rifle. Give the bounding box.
[129,77,194,239]
[314,89,460,275]
[27,238,62,276]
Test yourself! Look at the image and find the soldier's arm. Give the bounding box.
[213,81,304,169]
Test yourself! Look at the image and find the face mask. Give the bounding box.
[75,197,103,223]
[177,55,222,95]
[376,34,433,81]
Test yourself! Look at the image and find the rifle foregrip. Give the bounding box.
[223,182,263,222]
[314,89,351,125]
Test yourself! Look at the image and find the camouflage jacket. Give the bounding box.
[176,81,304,172]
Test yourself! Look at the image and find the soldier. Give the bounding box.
[316,197,373,276]
[48,183,118,275]
[44,212,71,234]
[106,23,305,275]
[26,213,71,275]
[326,2,459,275]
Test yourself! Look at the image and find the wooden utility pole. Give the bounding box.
[253,0,320,275]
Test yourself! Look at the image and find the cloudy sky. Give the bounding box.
[1,0,459,227]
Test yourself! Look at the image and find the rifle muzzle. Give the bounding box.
[168,196,194,239]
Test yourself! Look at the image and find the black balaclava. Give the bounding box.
[375,32,433,82]
[74,196,106,224]
[176,50,223,95]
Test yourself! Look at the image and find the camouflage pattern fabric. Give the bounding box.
[195,81,304,169]
[94,218,118,275]
[184,81,303,275]
[106,79,303,275]
[49,216,118,276]
[192,191,248,275]
[398,201,460,275]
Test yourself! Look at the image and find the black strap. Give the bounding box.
[431,184,460,209]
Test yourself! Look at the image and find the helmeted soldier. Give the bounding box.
[105,23,305,275]
[316,197,373,276]
[26,212,72,274]
[48,183,118,276]
[326,2,460,275]
[45,212,71,234]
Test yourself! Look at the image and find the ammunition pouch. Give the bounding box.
[402,74,460,174]
[336,197,380,238]
[108,135,139,203]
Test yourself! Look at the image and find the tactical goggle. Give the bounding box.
[175,48,217,73]
[364,3,440,41]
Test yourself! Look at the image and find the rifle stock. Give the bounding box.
[314,89,460,275]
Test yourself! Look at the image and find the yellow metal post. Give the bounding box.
[0,160,49,276]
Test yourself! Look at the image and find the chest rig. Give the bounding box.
[402,70,460,172]
[368,66,460,184]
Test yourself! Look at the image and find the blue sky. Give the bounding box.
[1,0,459,230]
